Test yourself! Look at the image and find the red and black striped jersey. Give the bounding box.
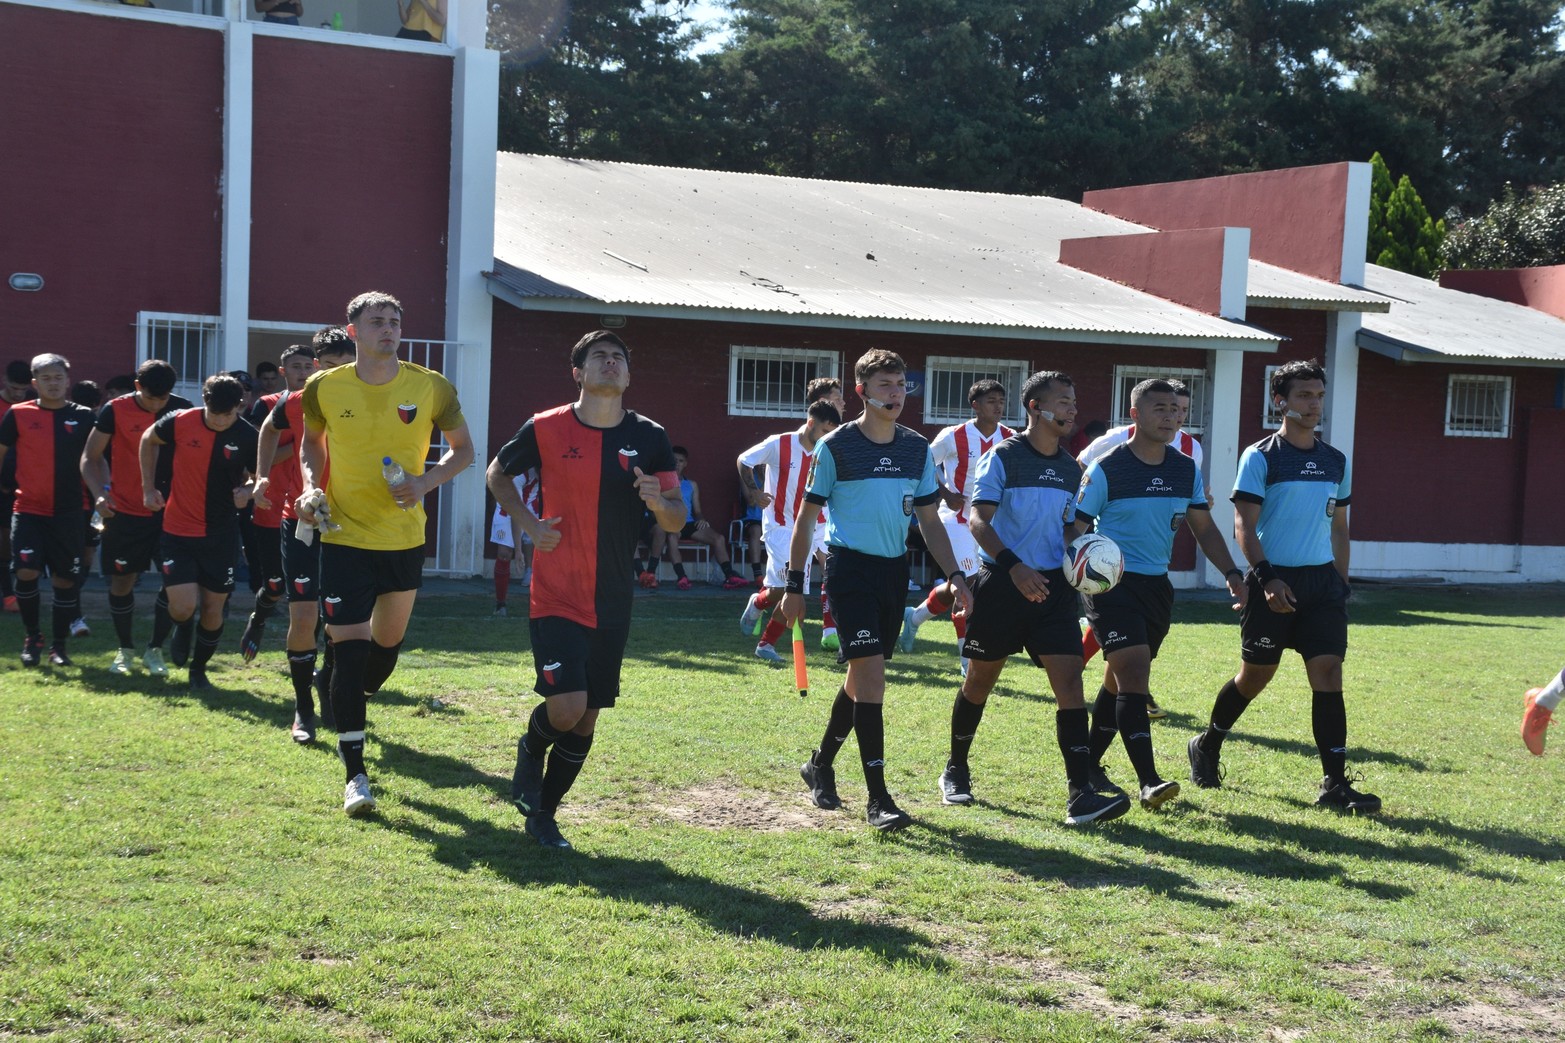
[248,391,291,528]
[0,401,96,516]
[268,389,323,522]
[151,408,259,538]
[93,392,192,517]
[496,405,677,629]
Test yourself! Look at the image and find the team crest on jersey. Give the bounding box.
[1325,497,1337,518]
[293,577,310,594]
[618,448,638,471]
[542,660,562,685]
[323,595,341,618]
[64,420,79,431]
[223,442,238,460]
[397,402,418,425]
[901,494,913,517]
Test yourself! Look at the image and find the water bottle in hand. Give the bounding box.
[383,456,410,509]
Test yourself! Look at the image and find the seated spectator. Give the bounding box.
[396,0,445,42]
[255,0,303,24]
[645,446,749,590]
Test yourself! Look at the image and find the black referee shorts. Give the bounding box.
[530,615,630,708]
[1241,562,1349,665]
[1084,571,1175,659]
[319,543,424,627]
[822,546,909,663]
[962,564,1082,664]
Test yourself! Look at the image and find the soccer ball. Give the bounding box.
[1064,534,1124,595]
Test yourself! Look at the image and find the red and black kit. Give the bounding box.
[151,408,259,539]
[0,400,96,518]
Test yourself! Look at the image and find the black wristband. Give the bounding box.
[785,569,806,595]
[1224,568,1244,582]
[947,570,966,586]
[996,549,1022,572]
[1253,559,1278,585]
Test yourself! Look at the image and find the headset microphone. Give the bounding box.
[865,396,890,411]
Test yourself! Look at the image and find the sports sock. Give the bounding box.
[949,689,985,767]
[1201,678,1251,754]
[1312,690,1348,781]
[337,733,367,781]
[109,591,136,647]
[541,730,595,812]
[815,686,855,767]
[1082,627,1101,663]
[754,589,774,610]
[148,590,173,649]
[672,562,688,581]
[51,587,79,645]
[288,648,318,716]
[364,640,403,696]
[953,614,968,641]
[191,624,222,670]
[750,561,764,579]
[854,700,888,799]
[1089,685,1118,761]
[910,587,949,627]
[523,701,565,758]
[759,617,787,648]
[1537,668,1565,711]
[14,575,40,637]
[493,557,510,606]
[1056,707,1093,791]
[1116,693,1159,786]
[721,561,739,578]
[821,596,836,631]
[330,639,371,736]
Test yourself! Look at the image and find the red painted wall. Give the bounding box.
[0,6,222,379]
[1083,164,1354,283]
[1438,266,1565,322]
[251,37,452,337]
[1060,228,1230,316]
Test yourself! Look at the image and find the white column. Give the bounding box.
[1323,312,1360,459]
[440,43,500,577]
[220,21,254,374]
[1201,348,1246,586]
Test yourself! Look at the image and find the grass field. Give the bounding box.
[2,580,1563,1042]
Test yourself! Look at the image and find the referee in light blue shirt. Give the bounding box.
[780,349,971,832]
[1188,359,1381,815]
[1070,378,1247,813]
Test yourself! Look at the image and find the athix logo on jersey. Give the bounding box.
[618,448,638,471]
[397,402,418,425]
[542,660,562,685]
[873,456,900,473]
[323,595,341,618]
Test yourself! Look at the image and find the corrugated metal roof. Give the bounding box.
[1247,262,1391,312]
[1359,265,1565,365]
[492,155,1304,347]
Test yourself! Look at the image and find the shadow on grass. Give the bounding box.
[1223,732,1435,773]
[1259,803,1561,867]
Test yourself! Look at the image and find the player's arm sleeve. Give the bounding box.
[94,403,117,434]
[738,438,775,469]
[150,411,179,444]
[970,451,1004,507]
[1191,437,1204,471]
[1072,461,1106,523]
[1231,447,1267,505]
[242,423,259,472]
[245,398,270,427]
[270,391,292,429]
[494,420,540,477]
[912,449,941,506]
[1336,453,1352,507]
[802,442,836,504]
[433,374,465,431]
[1188,466,1210,511]
[300,379,324,430]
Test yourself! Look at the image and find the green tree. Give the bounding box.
[1367,152,1445,277]
[1442,183,1565,269]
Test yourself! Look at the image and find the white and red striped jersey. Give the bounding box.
[930,419,1016,524]
[738,430,824,534]
[1077,425,1204,473]
[496,469,541,518]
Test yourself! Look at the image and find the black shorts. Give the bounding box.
[823,546,909,663]
[1084,572,1175,659]
[319,543,424,627]
[250,522,284,598]
[158,531,240,593]
[11,511,85,581]
[101,512,163,576]
[962,564,1083,664]
[679,520,701,540]
[530,615,630,708]
[1240,562,1349,665]
[280,518,322,603]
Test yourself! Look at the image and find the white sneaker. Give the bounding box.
[110,648,136,676]
[70,617,91,639]
[898,606,921,653]
[343,773,377,816]
[739,593,764,635]
[141,647,169,678]
[754,643,784,664]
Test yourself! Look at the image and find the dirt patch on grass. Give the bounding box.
[1416,986,1565,1042]
[653,780,850,832]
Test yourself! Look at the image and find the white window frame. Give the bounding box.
[137,311,221,404]
[1445,374,1513,438]
[921,356,1031,427]
[727,345,840,419]
[1110,365,1208,436]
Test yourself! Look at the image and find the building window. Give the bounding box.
[922,356,1031,427]
[1445,375,1512,438]
[1110,365,1208,435]
[728,346,840,418]
[139,312,220,403]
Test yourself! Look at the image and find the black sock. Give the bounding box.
[949,689,986,768]
[815,687,855,767]
[51,587,78,646]
[1116,693,1159,786]
[288,649,318,716]
[330,639,371,735]
[109,591,136,647]
[721,561,739,578]
[854,701,888,799]
[1057,707,1093,792]
[750,561,764,579]
[364,639,403,696]
[541,730,595,812]
[14,576,40,637]
[192,624,222,670]
[1312,690,1348,781]
[1089,685,1118,762]
[149,589,173,648]
[251,589,279,625]
[672,562,688,581]
[523,701,564,758]
[1202,679,1251,754]
[338,735,367,781]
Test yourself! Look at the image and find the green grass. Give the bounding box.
[2,582,1563,1042]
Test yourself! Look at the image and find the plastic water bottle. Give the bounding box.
[383,456,409,509]
[331,11,343,29]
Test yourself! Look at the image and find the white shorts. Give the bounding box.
[763,525,816,594]
[944,517,980,576]
[490,507,532,549]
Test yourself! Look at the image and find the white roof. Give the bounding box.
[1359,265,1565,365]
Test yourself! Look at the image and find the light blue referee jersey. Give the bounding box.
[1232,433,1351,567]
[1073,442,1208,576]
[970,436,1081,571]
[804,421,941,559]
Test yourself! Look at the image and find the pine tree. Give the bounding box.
[1367,152,1445,277]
